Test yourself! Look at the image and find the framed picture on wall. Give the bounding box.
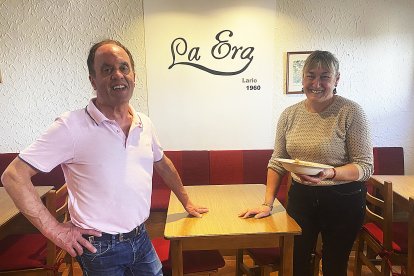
[286,51,312,94]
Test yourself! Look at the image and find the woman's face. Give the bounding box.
[302,65,339,103]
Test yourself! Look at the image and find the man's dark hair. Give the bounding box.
[87,39,135,76]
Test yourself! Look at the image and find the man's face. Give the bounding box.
[89,44,135,107]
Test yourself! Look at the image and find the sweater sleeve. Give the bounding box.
[268,109,290,176]
[346,103,373,181]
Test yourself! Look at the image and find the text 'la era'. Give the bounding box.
[169,30,255,76]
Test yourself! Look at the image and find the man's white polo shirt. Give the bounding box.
[20,99,163,234]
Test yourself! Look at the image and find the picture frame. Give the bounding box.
[286,51,312,94]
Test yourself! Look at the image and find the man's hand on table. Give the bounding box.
[184,200,209,218]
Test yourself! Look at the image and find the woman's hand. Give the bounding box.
[238,205,272,219]
[298,168,336,184]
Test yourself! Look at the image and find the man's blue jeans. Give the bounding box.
[76,225,163,276]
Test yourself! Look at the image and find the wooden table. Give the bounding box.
[371,175,414,276]
[164,184,301,276]
[0,186,53,240]
[371,175,414,208]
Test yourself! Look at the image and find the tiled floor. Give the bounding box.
[71,253,375,275]
[216,254,373,276]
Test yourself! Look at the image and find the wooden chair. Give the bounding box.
[0,184,73,276]
[237,240,321,276]
[354,178,408,276]
[152,237,225,275]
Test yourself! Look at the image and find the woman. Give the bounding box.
[240,50,373,276]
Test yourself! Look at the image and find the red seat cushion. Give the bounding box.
[151,237,225,274]
[246,247,281,266]
[363,222,408,253]
[152,237,170,263]
[0,234,47,271]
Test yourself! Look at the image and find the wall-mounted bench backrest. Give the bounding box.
[0,153,65,189]
[1,147,405,211]
[151,150,289,211]
[373,147,404,175]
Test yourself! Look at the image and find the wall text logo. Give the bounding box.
[169,30,254,76]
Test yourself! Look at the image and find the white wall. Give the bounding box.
[0,0,147,151]
[144,0,275,150]
[273,0,414,174]
[0,0,413,173]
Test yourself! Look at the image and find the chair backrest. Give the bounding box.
[365,178,393,250]
[0,183,70,275]
[44,183,69,268]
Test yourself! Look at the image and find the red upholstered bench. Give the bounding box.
[151,151,182,211]
[373,147,404,175]
[3,147,405,212]
[151,150,211,211]
[209,150,244,184]
[0,153,65,189]
[151,149,282,210]
[209,149,289,205]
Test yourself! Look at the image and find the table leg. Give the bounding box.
[170,240,183,276]
[280,235,294,276]
[236,249,244,276]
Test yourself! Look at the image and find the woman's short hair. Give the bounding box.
[87,39,135,76]
[303,50,339,77]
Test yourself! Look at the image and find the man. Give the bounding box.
[1,39,208,275]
